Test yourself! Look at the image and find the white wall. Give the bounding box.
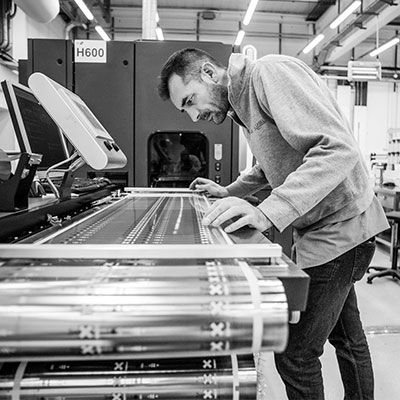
[333,81,400,159]
[11,6,66,61]
[336,84,352,125]
[367,82,400,153]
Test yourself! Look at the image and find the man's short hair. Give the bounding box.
[158,48,224,100]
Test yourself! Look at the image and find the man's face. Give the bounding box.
[168,72,229,125]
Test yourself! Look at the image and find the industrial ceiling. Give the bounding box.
[60,0,400,75]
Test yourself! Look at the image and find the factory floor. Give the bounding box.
[263,243,400,400]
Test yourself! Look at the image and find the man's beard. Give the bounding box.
[208,84,229,124]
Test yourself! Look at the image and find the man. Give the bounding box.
[158,48,388,399]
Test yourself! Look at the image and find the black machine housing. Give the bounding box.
[20,39,239,188]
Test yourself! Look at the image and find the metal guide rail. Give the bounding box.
[0,354,257,400]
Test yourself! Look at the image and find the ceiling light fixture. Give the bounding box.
[156,26,164,41]
[347,61,382,81]
[243,0,259,26]
[95,25,110,41]
[74,0,94,21]
[329,1,361,29]
[302,34,325,54]
[370,37,400,57]
[235,30,246,46]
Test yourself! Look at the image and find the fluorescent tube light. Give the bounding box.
[330,1,361,29]
[302,34,325,54]
[156,26,164,41]
[370,37,400,57]
[74,0,94,21]
[95,25,110,41]
[243,0,259,26]
[234,30,246,46]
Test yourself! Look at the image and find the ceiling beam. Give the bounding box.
[322,2,400,64]
[306,0,336,22]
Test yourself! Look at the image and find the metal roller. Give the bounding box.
[0,274,287,358]
[0,257,288,358]
[0,354,257,400]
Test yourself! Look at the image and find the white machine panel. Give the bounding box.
[28,72,127,170]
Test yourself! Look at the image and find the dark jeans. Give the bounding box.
[275,238,376,400]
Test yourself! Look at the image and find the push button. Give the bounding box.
[215,175,221,184]
[215,162,221,171]
[112,142,120,152]
[214,144,222,161]
[103,141,113,151]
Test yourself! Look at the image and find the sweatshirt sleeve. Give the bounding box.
[252,58,360,231]
[225,163,270,197]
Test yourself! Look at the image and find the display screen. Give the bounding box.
[149,132,208,187]
[13,86,69,169]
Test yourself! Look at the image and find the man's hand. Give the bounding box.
[202,197,273,233]
[189,177,229,198]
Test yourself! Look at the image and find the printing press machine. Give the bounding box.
[0,186,309,399]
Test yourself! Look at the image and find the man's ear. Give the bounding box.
[200,62,219,83]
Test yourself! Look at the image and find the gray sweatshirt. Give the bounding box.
[225,53,388,267]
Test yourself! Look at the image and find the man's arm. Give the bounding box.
[190,171,273,233]
[225,164,270,198]
[252,58,361,232]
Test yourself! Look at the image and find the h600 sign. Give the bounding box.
[74,40,107,63]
